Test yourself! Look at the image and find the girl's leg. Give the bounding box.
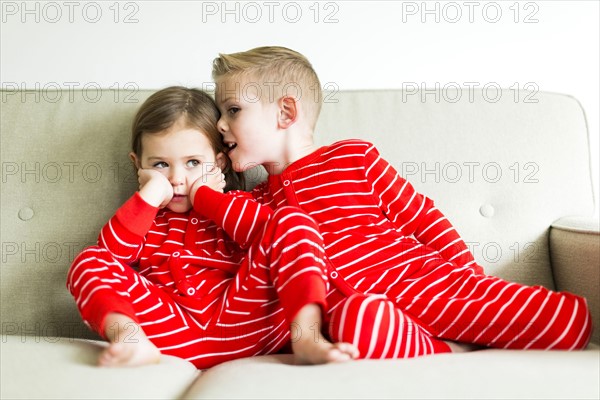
[98,312,160,367]
[68,246,282,369]
[68,246,162,366]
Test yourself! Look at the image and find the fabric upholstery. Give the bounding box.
[550,217,600,344]
[182,347,600,399]
[1,89,597,399]
[0,336,199,399]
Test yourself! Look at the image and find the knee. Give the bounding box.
[67,245,111,287]
[568,295,593,349]
[329,294,398,358]
[71,245,106,265]
[543,293,593,350]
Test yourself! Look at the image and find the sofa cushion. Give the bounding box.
[182,346,600,399]
[1,89,595,341]
[313,90,594,288]
[550,217,600,344]
[0,336,198,399]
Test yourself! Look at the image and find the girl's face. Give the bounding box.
[132,118,226,213]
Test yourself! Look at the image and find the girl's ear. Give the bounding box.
[215,152,228,171]
[277,96,298,129]
[129,152,141,170]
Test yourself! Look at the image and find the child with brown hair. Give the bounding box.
[67,86,358,368]
[212,46,592,360]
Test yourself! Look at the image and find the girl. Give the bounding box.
[67,87,359,368]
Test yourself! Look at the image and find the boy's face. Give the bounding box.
[215,77,283,172]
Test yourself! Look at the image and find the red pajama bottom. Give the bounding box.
[327,258,592,358]
[69,208,592,367]
[67,207,329,369]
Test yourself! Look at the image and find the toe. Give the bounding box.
[328,348,351,363]
[336,342,360,359]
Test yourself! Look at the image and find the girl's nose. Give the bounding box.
[169,167,185,186]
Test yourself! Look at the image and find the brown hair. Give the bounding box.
[131,86,244,191]
[212,46,322,130]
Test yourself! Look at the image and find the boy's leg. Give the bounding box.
[291,303,359,363]
[221,206,359,363]
[328,293,452,358]
[388,260,592,350]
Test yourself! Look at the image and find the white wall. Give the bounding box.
[2,0,598,213]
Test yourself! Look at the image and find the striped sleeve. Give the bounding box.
[194,186,273,248]
[363,142,477,268]
[97,192,158,264]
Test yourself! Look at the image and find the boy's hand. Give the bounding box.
[190,166,226,202]
[137,169,173,208]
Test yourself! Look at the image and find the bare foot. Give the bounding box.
[292,331,360,365]
[444,340,482,353]
[291,304,359,365]
[99,313,161,367]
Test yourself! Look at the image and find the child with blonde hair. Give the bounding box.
[212,46,592,360]
[67,86,358,368]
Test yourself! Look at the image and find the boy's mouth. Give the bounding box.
[225,142,237,153]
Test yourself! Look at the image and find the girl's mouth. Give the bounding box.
[171,194,187,203]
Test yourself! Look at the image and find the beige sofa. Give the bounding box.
[1,88,598,399]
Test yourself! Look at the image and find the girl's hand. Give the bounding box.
[189,166,226,203]
[137,169,173,208]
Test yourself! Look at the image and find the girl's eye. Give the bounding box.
[187,160,200,167]
[228,107,240,116]
[153,161,168,168]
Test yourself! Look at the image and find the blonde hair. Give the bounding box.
[212,46,322,129]
[132,86,244,191]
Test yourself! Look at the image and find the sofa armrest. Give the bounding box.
[549,216,599,344]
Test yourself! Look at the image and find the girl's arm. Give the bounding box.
[363,141,481,271]
[98,169,167,263]
[97,192,159,263]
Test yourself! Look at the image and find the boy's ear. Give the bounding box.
[129,152,141,170]
[277,96,298,129]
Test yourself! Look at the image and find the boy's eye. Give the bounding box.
[187,160,200,167]
[153,161,168,168]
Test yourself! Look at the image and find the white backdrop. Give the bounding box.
[2,0,598,214]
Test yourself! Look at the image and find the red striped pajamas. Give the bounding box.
[250,139,592,358]
[67,187,328,369]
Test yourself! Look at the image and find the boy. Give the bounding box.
[211,46,592,359]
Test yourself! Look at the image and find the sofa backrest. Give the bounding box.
[1,89,594,340]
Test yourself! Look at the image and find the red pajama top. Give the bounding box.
[250,139,483,290]
[96,186,271,326]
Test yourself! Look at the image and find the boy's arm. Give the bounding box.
[97,192,158,263]
[364,143,480,270]
[193,186,273,249]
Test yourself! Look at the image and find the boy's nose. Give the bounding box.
[217,117,228,134]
